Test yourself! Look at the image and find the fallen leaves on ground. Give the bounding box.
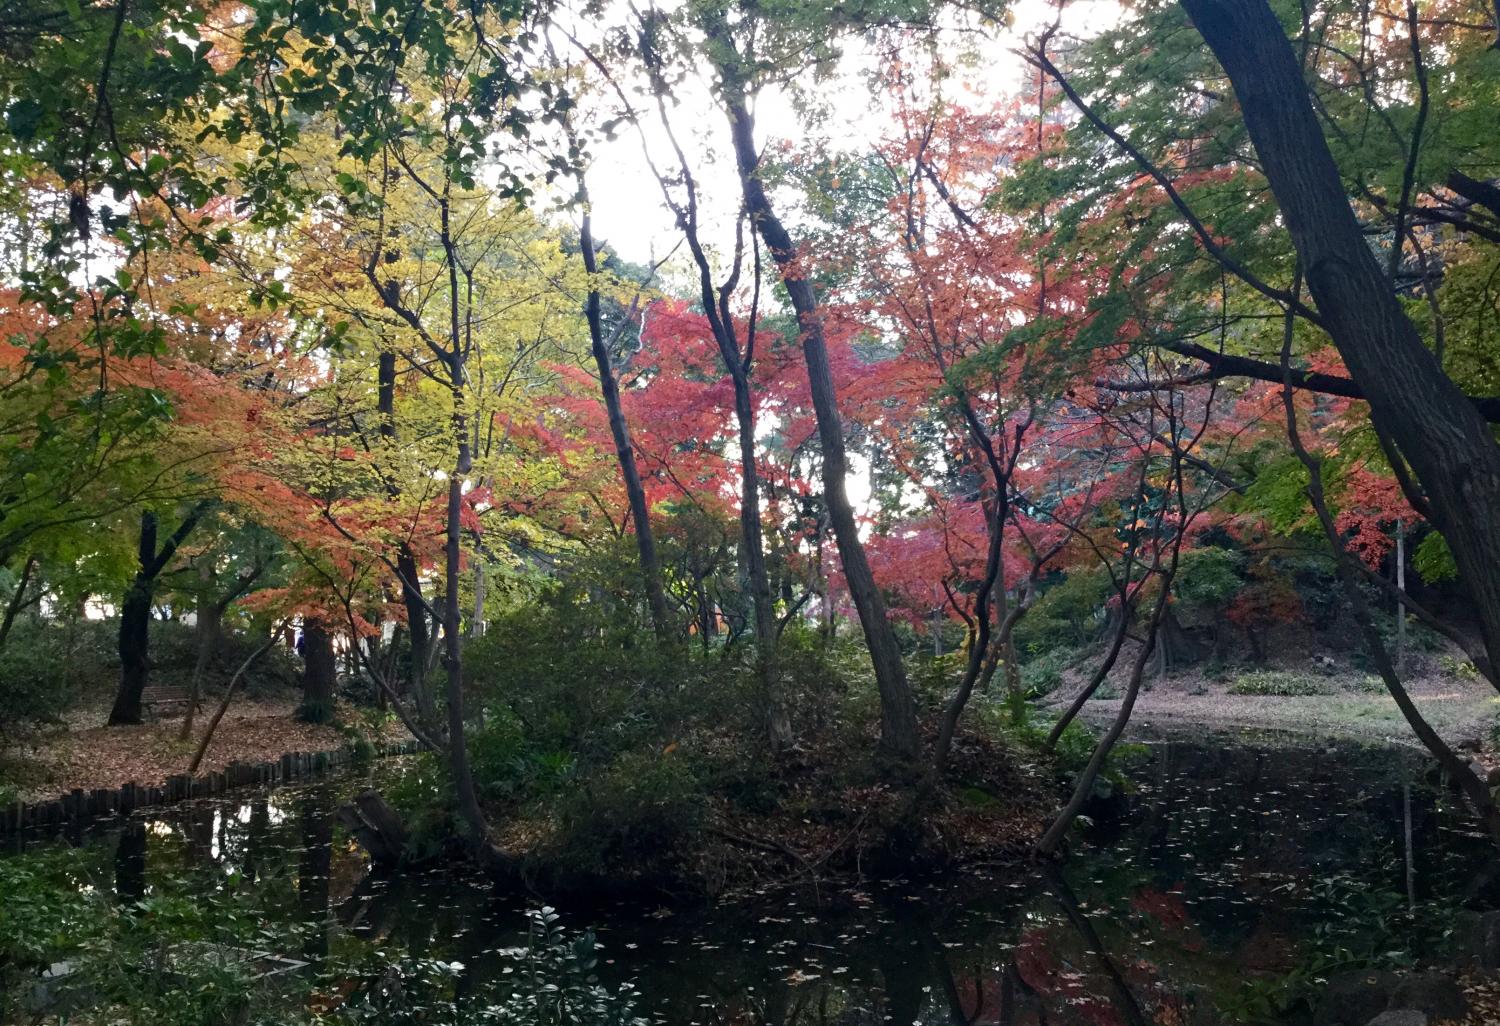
[3,698,407,802]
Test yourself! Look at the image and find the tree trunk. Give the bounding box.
[444,418,488,841]
[189,627,282,773]
[109,517,158,726]
[1181,0,1500,685]
[711,41,918,761]
[1045,611,1132,749]
[724,303,792,752]
[1278,333,1500,842]
[579,209,672,641]
[379,349,438,729]
[1038,619,1162,856]
[178,586,220,741]
[0,554,37,653]
[298,619,337,723]
[1395,518,1407,677]
[470,561,486,638]
[108,505,209,726]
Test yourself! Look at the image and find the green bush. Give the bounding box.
[547,748,705,876]
[376,751,457,860]
[1173,547,1246,614]
[1020,649,1070,698]
[465,583,707,779]
[1014,568,1114,656]
[1228,670,1329,696]
[468,706,579,804]
[775,621,874,726]
[0,619,89,730]
[1439,654,1480,682]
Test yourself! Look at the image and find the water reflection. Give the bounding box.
[5,731,1493,1025]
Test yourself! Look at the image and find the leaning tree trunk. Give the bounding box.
[298,619,337,724]
[579,209,672,642]
[1181,0,1500,685]
[712,43,919,761]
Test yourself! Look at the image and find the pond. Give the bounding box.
[4,730,1493,1025]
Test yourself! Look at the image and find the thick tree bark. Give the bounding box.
[298,618,337,723]
[107,504,208,726]
[1180,0,1500,685]
[113,576,152,726]
[711,38,919,761]
[578,209,672,641]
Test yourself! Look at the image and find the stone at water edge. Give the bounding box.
[1313,970,1400,1026]
[1466,910,1500,970]
[1388,973,1468,1022]
[1365,1012,1427,1026]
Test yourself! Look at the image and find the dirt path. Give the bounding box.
[1048,672,1497,751]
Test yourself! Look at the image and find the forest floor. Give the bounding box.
[0,697,406,803]
[1050,661,1498,751]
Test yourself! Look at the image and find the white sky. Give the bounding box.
[539,0,1113,526]
[574,0,1109,268]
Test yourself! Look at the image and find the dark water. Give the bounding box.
[6,731,1495,1025]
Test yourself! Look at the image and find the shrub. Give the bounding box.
[376,751,457,860]
[465,585,707,780]
[547,747,705,876]
[468,706,579,804]
[1173,547,1245,615]
[1228,670,1328,696]
[0,619,87,730]
[1439,654,1480,683]
[1020,649,1070,698]
[776,622,874,727]
[1014,568,1114,656]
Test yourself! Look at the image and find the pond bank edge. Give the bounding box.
[0,738,422,839]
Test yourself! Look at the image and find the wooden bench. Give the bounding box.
[142,686,195,718]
